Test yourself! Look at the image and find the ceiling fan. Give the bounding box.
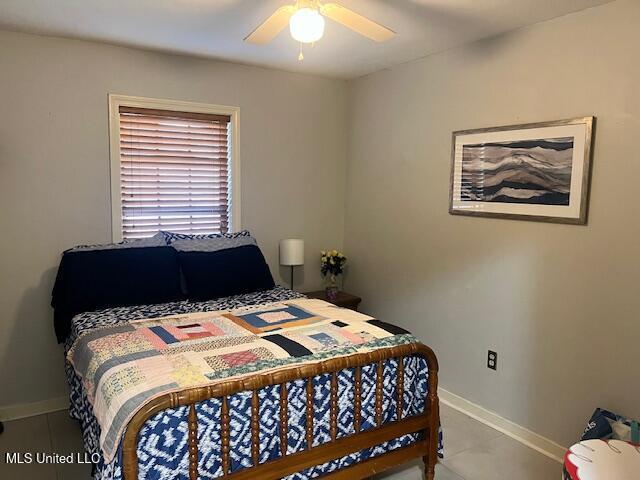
[244,0,395,60]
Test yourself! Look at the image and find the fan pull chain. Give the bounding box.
[298,42,304,61]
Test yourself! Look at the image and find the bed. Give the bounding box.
[53,234,442,480]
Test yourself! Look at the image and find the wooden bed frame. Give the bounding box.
[122,342,439,480]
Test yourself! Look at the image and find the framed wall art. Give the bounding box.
[449,117,595,224]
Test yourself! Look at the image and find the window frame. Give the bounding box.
[108,94,241,242]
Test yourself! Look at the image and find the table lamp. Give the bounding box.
[279,239,304,290]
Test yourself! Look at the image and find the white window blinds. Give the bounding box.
[117,106,231,239]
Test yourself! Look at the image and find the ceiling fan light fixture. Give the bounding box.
[289,7,325,44]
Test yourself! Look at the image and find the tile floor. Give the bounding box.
[0,403,562,479]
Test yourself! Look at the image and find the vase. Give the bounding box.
[325,274,339,301]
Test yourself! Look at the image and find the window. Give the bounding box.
[109,95,240,241]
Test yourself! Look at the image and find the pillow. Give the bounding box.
[67,232,167,252]
[161,229,252,245]
[178,245,275,301]
[52,246,184,342]
[171,235,257,252]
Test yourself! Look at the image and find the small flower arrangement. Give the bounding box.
[321,250,347,277]
[321,250,346,300]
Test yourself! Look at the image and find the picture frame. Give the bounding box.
[449,117,595,224]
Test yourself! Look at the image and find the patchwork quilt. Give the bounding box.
[64,287,443,480]
[67,298,420,463]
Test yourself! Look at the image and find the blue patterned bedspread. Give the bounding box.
[64,286,443,480]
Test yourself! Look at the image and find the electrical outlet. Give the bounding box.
[487,350,497,370]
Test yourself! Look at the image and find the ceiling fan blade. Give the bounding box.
[244,5,296,45]
[320,3,395,42]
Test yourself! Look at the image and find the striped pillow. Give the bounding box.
[171,236,256,252]
[160,230,253,245]
[67,232,167,252]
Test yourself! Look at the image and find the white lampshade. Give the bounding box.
[289,8,325,44]
[279,239,304,266]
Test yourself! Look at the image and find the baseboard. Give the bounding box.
[438,388,566,463]
[0,396,68,421]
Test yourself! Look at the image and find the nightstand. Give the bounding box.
[304,290,362,311]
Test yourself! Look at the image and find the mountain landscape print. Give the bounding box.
[460,137,574,205]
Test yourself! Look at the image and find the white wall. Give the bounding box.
[0,30,347,409]
[345,0,640,447]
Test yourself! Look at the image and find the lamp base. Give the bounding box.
[290,266,295,291]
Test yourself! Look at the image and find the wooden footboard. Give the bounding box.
[122,342,439,480]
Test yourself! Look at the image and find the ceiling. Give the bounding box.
[0,0,613,79]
